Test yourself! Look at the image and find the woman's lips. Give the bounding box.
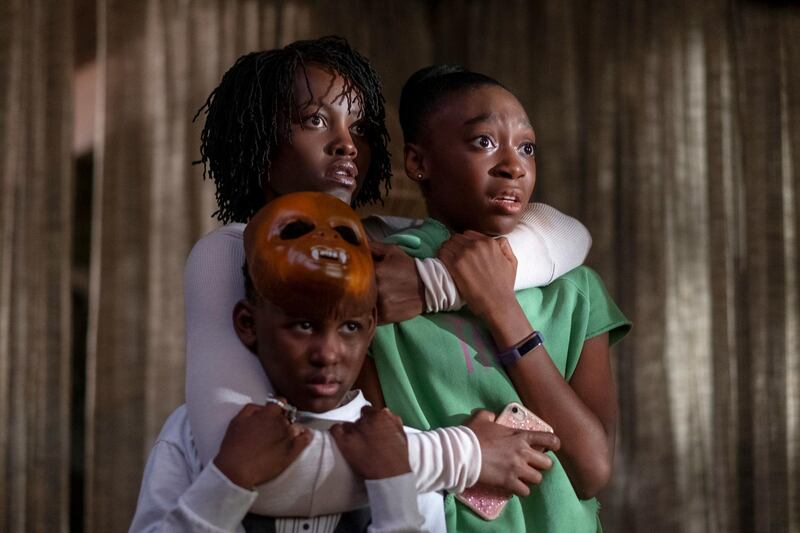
[325,160,358,188]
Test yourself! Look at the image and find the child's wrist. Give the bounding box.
[214,455,254,489]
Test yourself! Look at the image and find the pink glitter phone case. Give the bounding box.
[456,402,554,521]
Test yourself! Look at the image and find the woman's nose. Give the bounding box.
[329,127,358,158]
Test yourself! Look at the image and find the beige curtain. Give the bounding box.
[1,0,796,531]
[0,0,74,532]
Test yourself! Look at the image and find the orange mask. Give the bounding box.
[244,192,376,318]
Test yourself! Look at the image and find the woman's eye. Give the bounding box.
[473,135,495,149]
[519,142,537,157]
[350,122,367,137]
[304,114,324,128]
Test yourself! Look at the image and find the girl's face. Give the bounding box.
[406,85,536,236]
[267,64,372,204]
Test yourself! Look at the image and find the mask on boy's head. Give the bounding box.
[243,192,376,318]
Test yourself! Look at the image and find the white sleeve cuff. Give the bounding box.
[365,473,424,532]
[406,425,481,494]
[178,462,257,531]
[415,257,464,313]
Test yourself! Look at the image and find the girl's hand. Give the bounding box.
[331,406,412,479]
[437,231,518,320]
[465,409,560,496]
[214,401,312,489]
[370,242,425,324]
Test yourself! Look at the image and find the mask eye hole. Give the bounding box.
[333,225,361,246]
[280,220,315,240]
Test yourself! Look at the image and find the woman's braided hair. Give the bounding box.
[195,36,391,224]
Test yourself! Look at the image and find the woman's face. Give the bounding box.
[267,64,372,204]
[409,85,536,236]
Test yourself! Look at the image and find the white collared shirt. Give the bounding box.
[129,391,450,533]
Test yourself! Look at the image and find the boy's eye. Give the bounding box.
[519,142,537,157]
[293,321,313,332]
[341,321,361,333]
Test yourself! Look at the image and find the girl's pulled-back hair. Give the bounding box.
[195,36,391,224]
[398,65,506,144]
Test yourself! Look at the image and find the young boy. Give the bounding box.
[130,192,558,532]
[131,192,443,532]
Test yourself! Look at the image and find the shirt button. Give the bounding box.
[302,523,310,530]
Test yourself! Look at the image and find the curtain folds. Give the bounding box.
[0,1,74,532]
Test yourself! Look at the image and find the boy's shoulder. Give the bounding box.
[153,404,195,451]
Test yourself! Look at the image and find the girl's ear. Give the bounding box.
[232,300,258,352]
[403,143,427,183]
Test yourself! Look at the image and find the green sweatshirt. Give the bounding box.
[371,218,631,532]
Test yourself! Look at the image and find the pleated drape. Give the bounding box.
[87,1,318,530]
[0,1,74,532]
[1,0,797,531]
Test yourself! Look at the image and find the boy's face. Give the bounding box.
[235,299,376,413]
[267,64,372,205]
[409,85,536,236]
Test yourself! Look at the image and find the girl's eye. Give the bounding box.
[473,135,496,150]
[519,142,537,157]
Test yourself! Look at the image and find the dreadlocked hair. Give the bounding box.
[194,36,391,224]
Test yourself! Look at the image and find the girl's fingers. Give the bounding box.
[521,447,554,471]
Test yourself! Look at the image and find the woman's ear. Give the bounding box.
[403,143,427,183]
[232,300,258,352]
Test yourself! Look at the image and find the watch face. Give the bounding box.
[498,332,543,366]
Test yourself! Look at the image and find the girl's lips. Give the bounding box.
[489,193,523,214]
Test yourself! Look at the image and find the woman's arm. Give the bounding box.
[371,203,591,319]
[438,232,615,499]
[184,225,273,466]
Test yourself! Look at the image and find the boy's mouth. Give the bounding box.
[306,375,341,397]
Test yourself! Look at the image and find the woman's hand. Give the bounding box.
[370,242,425,324]
[437,231,518,321]
[465,409,560,496]
[331,406,412,479]
[214,401,312,489]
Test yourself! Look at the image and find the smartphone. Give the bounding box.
[455,402,554,520]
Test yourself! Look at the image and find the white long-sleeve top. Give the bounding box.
[130,392,446,532]
[184,202,590,516]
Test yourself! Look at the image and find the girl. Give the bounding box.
[365,65,632,531]
[186,38,592,515]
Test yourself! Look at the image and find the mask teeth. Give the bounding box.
[311,246,348,265]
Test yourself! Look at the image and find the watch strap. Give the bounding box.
[497,331,544,367]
